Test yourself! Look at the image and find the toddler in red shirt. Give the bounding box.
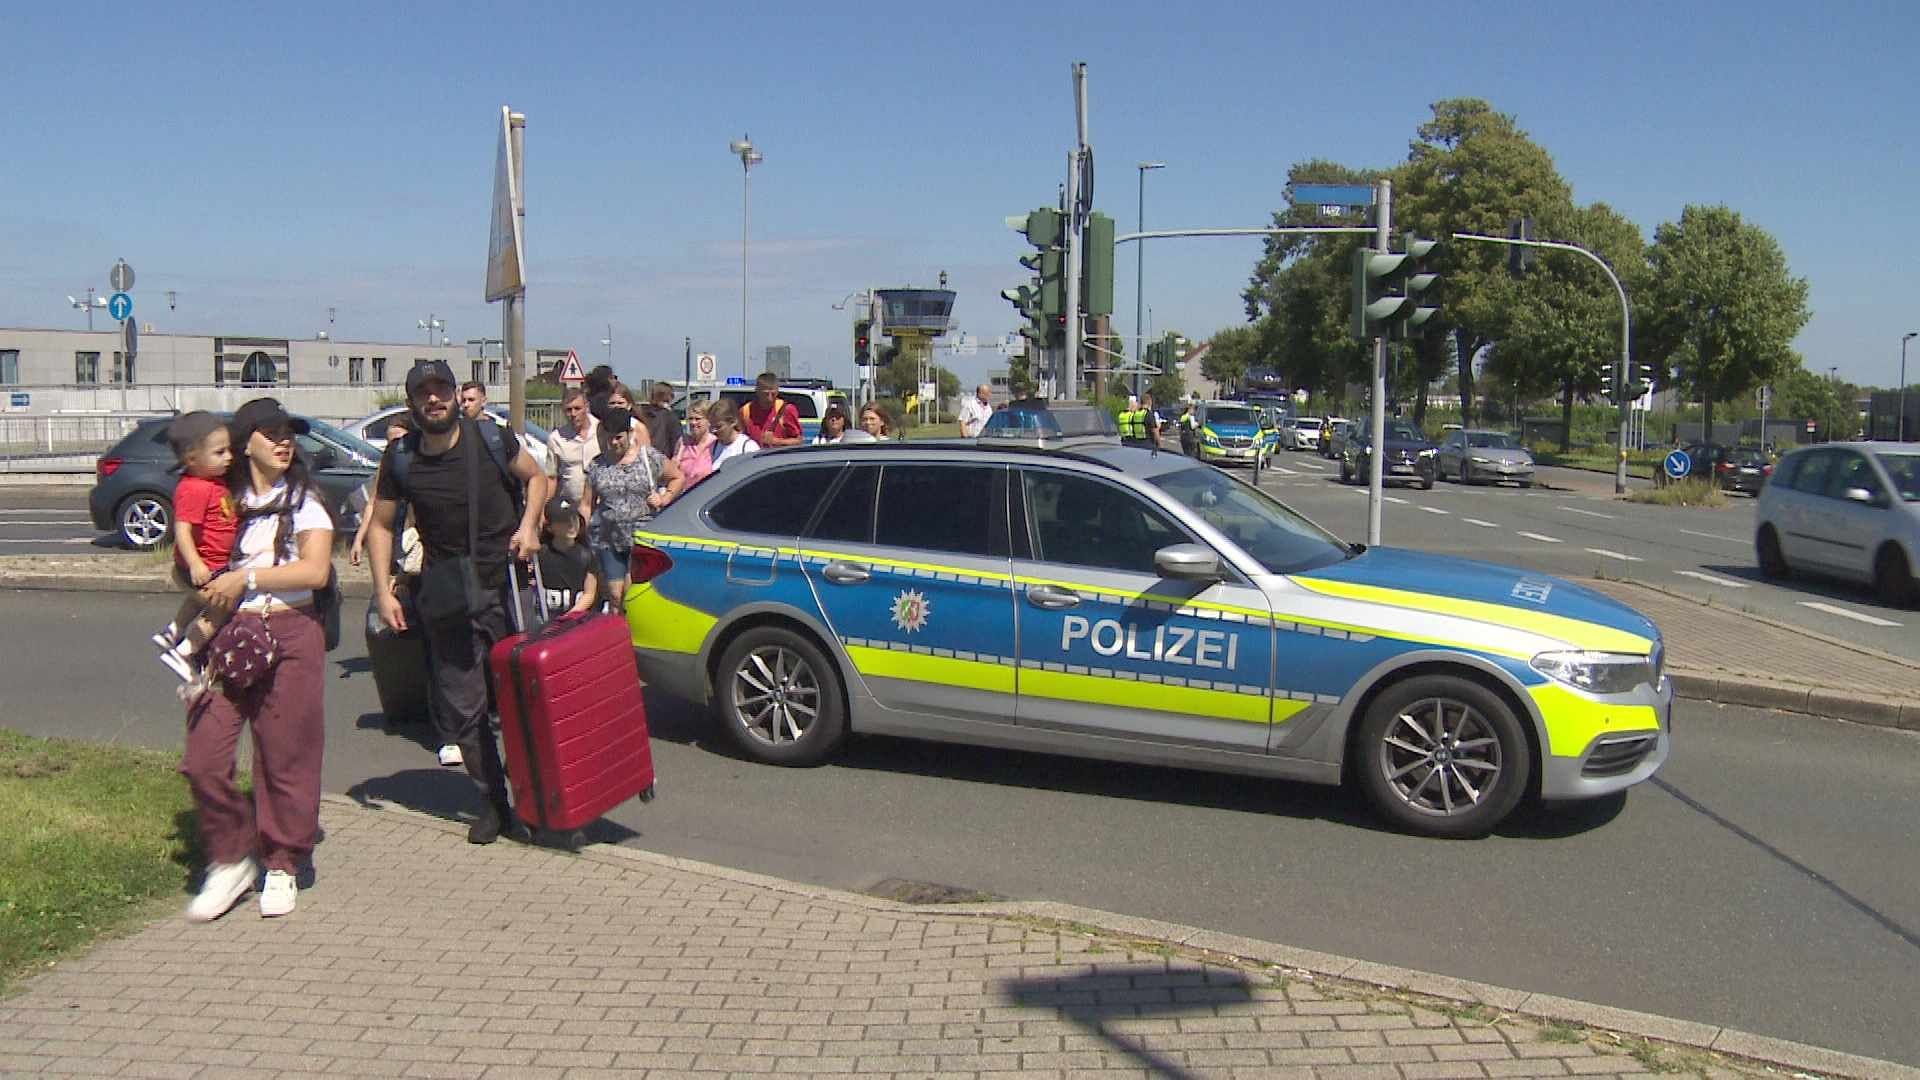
[153,412,238,688]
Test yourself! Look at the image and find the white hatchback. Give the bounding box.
[1754,442,1920,606]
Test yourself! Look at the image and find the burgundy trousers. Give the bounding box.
[181,608,327,873]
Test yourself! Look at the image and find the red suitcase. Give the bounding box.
[489,564,655,843]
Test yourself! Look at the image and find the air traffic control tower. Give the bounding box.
[873,286,955,415]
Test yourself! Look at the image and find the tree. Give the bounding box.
[1007,350,1036,399]
[1644,205,1811,441]
[1243,160,1378,403]
[1776,363,1857,444]
[1394,99,1575,427]
[1147,368,1187,408]
[1201,325,1262,392]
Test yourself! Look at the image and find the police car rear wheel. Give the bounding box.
[716,628,845,766]
[1355,676,1530,839]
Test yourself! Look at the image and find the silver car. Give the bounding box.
[1755,442,1920,606]
[1436,429,1535,487]
[620,441,1671,838]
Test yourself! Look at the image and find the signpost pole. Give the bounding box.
[505,111,527,435]
[1367,179,1390,548]
[684,337,692,421]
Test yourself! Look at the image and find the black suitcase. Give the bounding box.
[365,594,431,725]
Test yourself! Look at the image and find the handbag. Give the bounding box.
[207,616,278,691]
[415,424,491,626]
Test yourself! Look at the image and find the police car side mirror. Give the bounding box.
[1155,543,1222,582]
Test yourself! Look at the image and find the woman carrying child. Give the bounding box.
[153,412,238,695]
[178,398,335,923]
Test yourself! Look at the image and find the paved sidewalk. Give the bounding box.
[3,796,1911,1080]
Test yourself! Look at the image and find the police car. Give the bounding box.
[621,442,1669,838]
[671,378,851,443]
[1191,402,1267,467]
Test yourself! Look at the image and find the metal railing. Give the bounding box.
[0,413,154,471]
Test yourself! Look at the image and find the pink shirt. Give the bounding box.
[675,433,716,486]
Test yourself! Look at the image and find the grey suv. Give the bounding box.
[90,414,380,549]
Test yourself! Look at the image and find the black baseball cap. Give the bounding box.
[545,495,581,527]
[405,359,459,398]
[229,398,309,444]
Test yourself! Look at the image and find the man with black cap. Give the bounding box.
[363,360,550,844]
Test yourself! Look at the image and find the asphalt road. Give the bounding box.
[0,487,125,554]
[1244,451,1919,661]
[6,588,1917,1065]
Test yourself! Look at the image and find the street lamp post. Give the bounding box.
[1902,332,1917,442]
[601,324,614,367]
[1134,161,1164,397]
[418,315,445,347]
[66,288,106,331]
[729,134,763,379]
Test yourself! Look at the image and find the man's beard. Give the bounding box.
[415,403,456,434]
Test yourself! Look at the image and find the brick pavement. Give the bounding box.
[0,796,1856,1080]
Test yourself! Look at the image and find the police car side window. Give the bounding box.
[809,465,878,544]
[1023,470,1184,575]
[706,466,843,537]
[874,465,999,558]
[781,392,818,419]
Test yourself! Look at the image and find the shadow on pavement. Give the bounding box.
[1000,964,1258,1079]
[353,711,439,754]
[343,766,644,848]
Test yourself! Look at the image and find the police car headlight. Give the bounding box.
[1530,650,1655,695]
[1419,447,1437,457]
[1202,433,1221,446]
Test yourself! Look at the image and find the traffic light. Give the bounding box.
[1508,217,1535,276]
[1005,207,1066,349]
[1395,237,1441,339]
[1351,246,1416,341]
[1082,212,1115,317]
[1624,361,1657,402]
[853,318,871,367]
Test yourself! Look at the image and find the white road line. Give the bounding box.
[1418,506,1450,515]
[0,520,92,527]
[1584,548,1643,562]
[0,509,85,516]
[0,537,98,545]
[1798,601,1902,628]
[1559,506,1614,519]
[1383,496,1409,505]
[1680,528,1743,545]
[1269,465,1299,476]
[1517,531,1563,544]
[1674,570,1751,589]
[1463,518,1500,528]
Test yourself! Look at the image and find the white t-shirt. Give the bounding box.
[232,480,333,611]
[958,396,993,438]
[712,435,760,466]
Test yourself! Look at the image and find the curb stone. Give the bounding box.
[1600,577,1920,673]
[325,792,1920,1080]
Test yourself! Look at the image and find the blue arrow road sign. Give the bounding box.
[108,292,133,321]
[1663,450,1691,479]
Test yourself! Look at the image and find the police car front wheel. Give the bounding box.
[1354,675,1531,839]
[715,627,847,766]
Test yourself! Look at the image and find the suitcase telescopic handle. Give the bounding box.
[505,556,553,636]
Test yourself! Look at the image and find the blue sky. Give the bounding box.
[4,0,1916,391]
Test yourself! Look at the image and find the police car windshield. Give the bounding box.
[1207,408,1257,426]
[1148,466,1351,574]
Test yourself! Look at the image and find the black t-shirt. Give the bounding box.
[535,545,590,614]
[378,421,523,589]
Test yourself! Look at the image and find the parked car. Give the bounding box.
[1340,422,1437,488]
[1288,415,1325,451]
[1655,442,1769,495]
[1755,443,1920,607]
[91,414,380,549]
[349,403,553,472]
[1435,429,1536,487]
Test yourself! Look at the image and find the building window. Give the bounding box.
[372,357,387,383]
[488,361,500,384]
[111,351,135,385]
[348,357,366,385]
[75,351,100,385]
[0,350,18,384]
[471,361,483,384]
[240,350,277,387]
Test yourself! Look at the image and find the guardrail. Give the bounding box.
[0,413,155,472]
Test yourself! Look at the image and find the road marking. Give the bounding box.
[1674,570,1751,589]
[1680,528,1743,545]
[1418,506,1449,515]
[1584,548,1643,562]
[0,520,92,527]
[1798,601,1902,627]
[1517,531,1563,544]
[1383,495,1409,505]
[0,537,98,545]
[0,509,87,516]
[1463,518,1500,528]
[1560,506,1615,519]
[1269,465,1299,476]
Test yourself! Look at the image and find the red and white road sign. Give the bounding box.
[558,349,585,384]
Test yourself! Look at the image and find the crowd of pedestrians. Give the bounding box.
[155,369,923,923]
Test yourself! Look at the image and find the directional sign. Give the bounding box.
[107,292,133,321]
[109,259,135,292]
[1663,450,1692,479]
[557,349,585,384]
[123,317,138,361]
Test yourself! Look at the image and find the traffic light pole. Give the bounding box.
[1451,232,1632,494]
[1367,179,1391,548]
[1062,63,1090,402]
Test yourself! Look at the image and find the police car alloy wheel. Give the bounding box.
[715,627,846,766]
[1354,675,1531,839]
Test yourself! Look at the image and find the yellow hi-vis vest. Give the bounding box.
[1119,408,1149,439]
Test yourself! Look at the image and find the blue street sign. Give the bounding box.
[1663,450,1691,479]
[1290,183,1375,208]
[9,393,29,409]
[107,292,133,321]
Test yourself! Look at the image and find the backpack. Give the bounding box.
[385,417,524,533]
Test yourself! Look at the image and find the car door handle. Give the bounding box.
[1026,584,1082,610]
[822,560,871,585]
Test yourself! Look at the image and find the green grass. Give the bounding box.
[1533,448,1662,480]
[0,731,200,991]
[1626,478,1727,508]
[903,421,963,440]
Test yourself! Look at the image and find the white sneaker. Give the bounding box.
[150,623,179,650]
[159,647,194,682]
[438,745,464,767]
[185,858,257,923]
[258,870,297,918]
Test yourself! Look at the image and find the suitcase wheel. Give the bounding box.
[560,829,587,853]
[638,784,657,804]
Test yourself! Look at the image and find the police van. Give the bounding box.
[670,377,850,442]
[618,440,1670,838]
